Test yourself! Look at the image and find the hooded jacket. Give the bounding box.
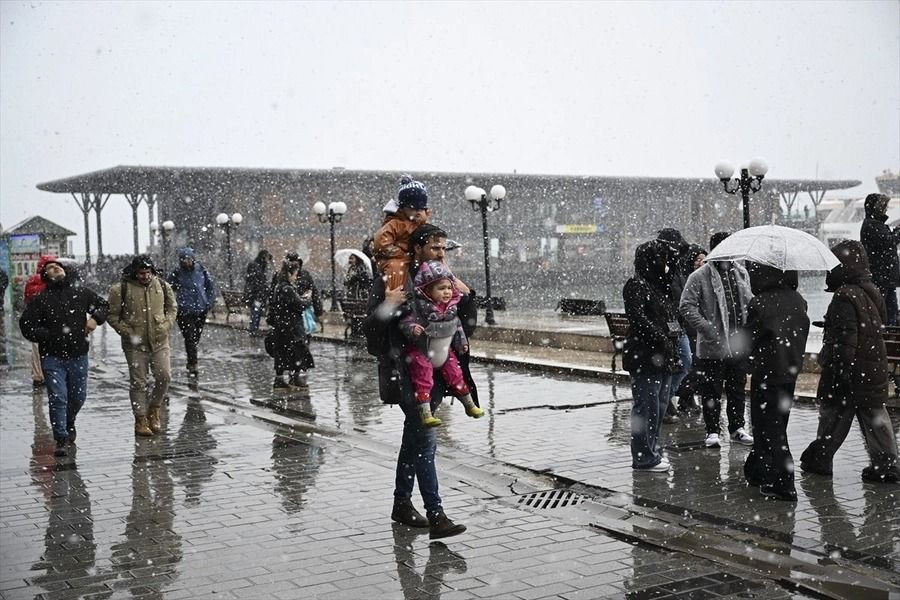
[680,260,753,360]
[622,240,682,375]
[860,194,900,288]
[399,260,468,352]
[19,268,109,359]
[167,250,216,315]
[817,240,889,408]
[107,261,177,352]
[745,263,809,384]
[244,252,272,304]
[24,255,58,305]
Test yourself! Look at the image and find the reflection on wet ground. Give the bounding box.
[1,319,897,598]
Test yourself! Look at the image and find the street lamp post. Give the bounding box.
[714,158,769,229]
[150,220,176,273]
[216,212,243,288]
[312,200,348,312]
[465,184,507,326]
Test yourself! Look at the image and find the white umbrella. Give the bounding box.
[333,248,373,277]
[705,225,839,271]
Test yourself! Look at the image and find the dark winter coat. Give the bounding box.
[167,264,216,315]
[19,277,109,359]
[622,240,682,375]
[364,271,479,405]
[817,240,890,408]
[244,258,271,305]
[860,197,900,288]
[265,279,315,371]
[745,264,809,384]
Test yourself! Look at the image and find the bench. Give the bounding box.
[603,312,630,373]
[557,298,606,316]
[885,325,900,397]
[339,298,368,340]
[220,290,246,323]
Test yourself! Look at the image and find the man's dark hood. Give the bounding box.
[746,261,798,295]
[864,193,889,223]
[825,240,871,292]
[633,240,669,292]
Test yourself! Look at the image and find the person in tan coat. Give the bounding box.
[107,255,177,436]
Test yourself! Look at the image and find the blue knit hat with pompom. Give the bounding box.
[397,175,428,210]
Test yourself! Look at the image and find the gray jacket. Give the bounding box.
[679,262,753,360]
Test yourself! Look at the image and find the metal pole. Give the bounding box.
[481,201,495,325]
[94,196,104,261]
[162,234,169,274]
[740,168,751,229]
[225,225,234,289]
[329,217,338,312]
[131,204,140,254]
[82,206,91,266]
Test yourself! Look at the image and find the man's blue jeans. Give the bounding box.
[630,373,672,468]
[395,397,442,518]
[41,354,89,441]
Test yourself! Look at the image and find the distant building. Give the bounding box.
[1,215,75,280]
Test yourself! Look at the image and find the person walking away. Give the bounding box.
[656,228,692,424]
[400,260,482,426]
[167,247,216,377]
[742,263,810,501]
[623,240,683,472]
[266,262,315,388]
[374,176,431,289]
[244,250,273,334]
[860,193,900,326]
[800,241,900,483]
[108,255,177,437]
[24,255,59,387]
[19,259,109,456]
[680,232,755,449]
[364,223,472,539]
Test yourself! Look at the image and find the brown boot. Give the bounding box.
[148,406,162,433]
[134,415,153,437]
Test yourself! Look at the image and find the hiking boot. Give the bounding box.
[53,439,67,457]
[148,406,162,433]
[273,376,291,390]
[391,499,429,528]
[66,422,77,443]
[428,512,466,540]
[705,433,721,448]
[730,428,754,446]
[862,465,900,483]
[134,415,153,437]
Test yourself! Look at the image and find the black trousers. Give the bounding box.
[877,284,898,326]
[273,335,315,375]
[744,379,795,493]
[176,312,207,365]
[694,358,747,435]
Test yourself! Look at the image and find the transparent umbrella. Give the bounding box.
[333,249,373,277]
[705,225,839,271]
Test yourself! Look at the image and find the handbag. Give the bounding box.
[303,306,317,334]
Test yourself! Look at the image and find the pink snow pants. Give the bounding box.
[406,347,470,403]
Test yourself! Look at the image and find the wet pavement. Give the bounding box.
[1,318,898,599]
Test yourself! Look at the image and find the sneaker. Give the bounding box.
[635,458,670,472]
[391,500,429,528]
[428,512,467,540]
[705,433,721,448]
[730,428,754,446]
[53,439,67,457]
[465,405,484,418]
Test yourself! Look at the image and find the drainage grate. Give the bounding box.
[517,489,586,510]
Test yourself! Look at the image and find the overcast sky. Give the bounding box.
[1,0,897,255]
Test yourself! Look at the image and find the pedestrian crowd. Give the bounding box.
[621,192,900,503]
[11,178,900,550]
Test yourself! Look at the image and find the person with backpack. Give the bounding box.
[107,255,177,437]
[166,247,216,377]
[19,259,109,456]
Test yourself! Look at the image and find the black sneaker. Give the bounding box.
[428,512,467,540]
[53,440,67,457]
[66,422,77,444]
[391,500,429,528]
[862,466,900,483]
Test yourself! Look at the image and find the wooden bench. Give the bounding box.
[603,312,630,373]
[220,290,246,323]
[339,298,368,340]
[884,325,900,397]
[557,298,606,316]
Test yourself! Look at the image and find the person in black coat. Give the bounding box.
[800,240,900,483]
[742,263,810,501]
[622,240,682,472]
[860,193,900,325]
[364,223,476,540]
[244,249,273,333]
[19,259,109,456]
[656,228,691,424]
[265,262,315,389]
